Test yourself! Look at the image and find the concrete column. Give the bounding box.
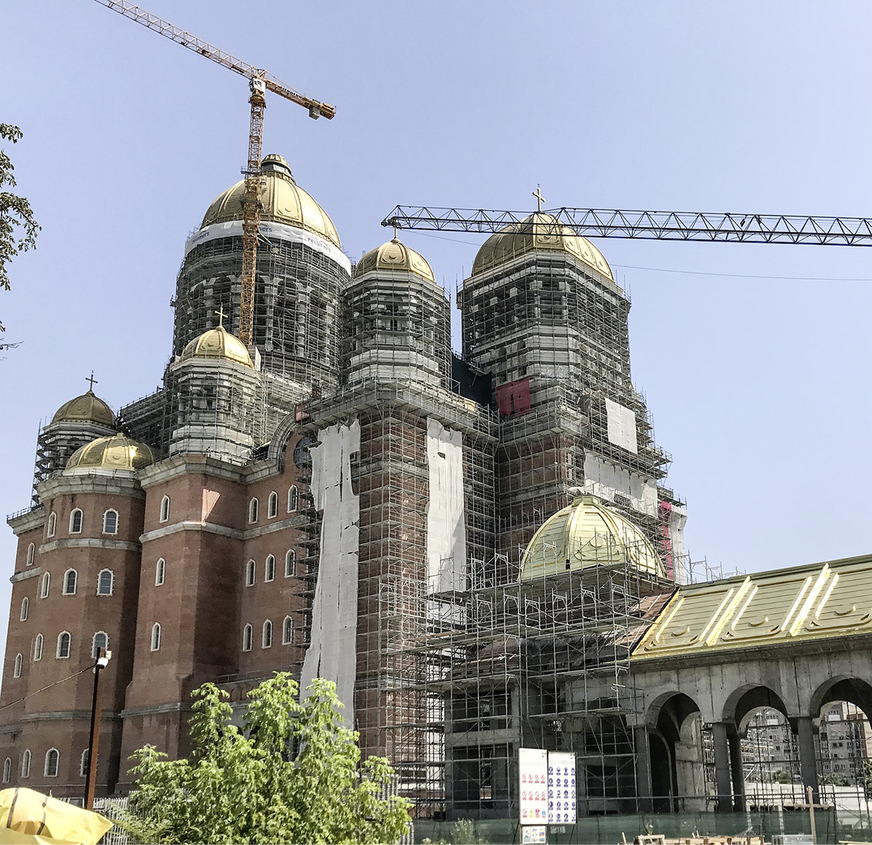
[727,725,746,812]
[796,716,820,804]
[711,722,733,812]
[634,726,654,812]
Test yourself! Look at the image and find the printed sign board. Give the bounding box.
[547,751,577,824]
[521,825,547,843]
[518,748,549,824]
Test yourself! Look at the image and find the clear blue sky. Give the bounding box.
[3,1,872,655]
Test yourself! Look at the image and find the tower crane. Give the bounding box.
[93,0,335,346]
[382,205,872,247]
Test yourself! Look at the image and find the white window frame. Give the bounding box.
[159,495,170,523]
[92,632,109,659]
[282,615,293,645]
[63,568,77,595]
[287,486,299,513]
[155,558,166,586]
[80,749,89,778]
[20,597,28,621]
[47,512,56,538]
[13,653,22,678]
[245,560,256,587]
[40,572,50,598]
[267,491,278,519]
[102,509,119,535]
[69,508,83,534]
[265,555,276,582]
[262,619,273,649]
[33,634,43,662]
[26,543,34,567]
[285,549,296,578]
[150,623,161,652]
[249,497,259,523]
[44,748,59,778]
[56,631,71,659]
[21,749,31,779]
[2,758,10,784]
[242,624,253,652]
[96,569,114,596]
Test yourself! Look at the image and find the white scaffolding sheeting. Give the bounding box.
[605,398,638,454]
[301,419,360,720]
[582,454,657,516]
[426,417,466,594]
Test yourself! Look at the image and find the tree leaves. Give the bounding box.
[122,675,412,844]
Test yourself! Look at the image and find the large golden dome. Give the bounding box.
[521,495,663,579]
[354,238,435,283]
[201,154,341,248]
[178,325,253,368]
[51,391,115,427]
[472,212,613,281]
[66,433,154,473]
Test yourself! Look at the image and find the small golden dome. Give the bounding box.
[354,238,435,283]
[179,325,253,368]
[521,495,663,580]
[472,212,613,281]
[201,154,341,248]
[51,391,115,427]
[66,433,155,473]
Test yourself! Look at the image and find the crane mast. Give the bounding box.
[93,0,335,346]
[382,205,872,247]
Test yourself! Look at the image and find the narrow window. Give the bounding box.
[262,620,273,648]
[96,569,114,596]
[20,597,28,621]
[282,615,293,645]
[245,560,256,587]
[267,491,278,518]
[26,543,34,567]
[13,654,22,678]
[63,569,77,595]
[2,758,10,784]
[150,623,161,651]
[265,555,276,582]
[47,512,56,538]
[285,549,296,578]
[33,634,43,662]
[102,509,118,535]
[287,486,299,513]
[40,572,50,598]
[155,558,166,586]
[56,632,71,659]
[21,750,31,779]
[80,749,89,778]
[69,508,83,534]
[92,632,108,659]
[159,495,170,523]
[44,749,59,778]
[242,624,253,652]
[249,497,259,523]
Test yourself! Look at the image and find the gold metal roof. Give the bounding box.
[633,556,872,661]
[66,433,154,473]
[521,495,664,580]
[354,238,436,283]
[201,154,341,248]
[50,391,115,427]
[178,325,253,368]
[472,212,614,280]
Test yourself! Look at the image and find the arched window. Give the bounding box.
[287,486,299,513]
[282,615,294,645]
[40,572,50,598]
[56,632,71,659]
[245,560,256,587]
[242,624,253,652]
[150,623,161,651]
[96,569,113,596]
[63,569,77,595]
[47,512,56,538]
[102,509,118,535]
[262,620,273,648]
[285,549,296,578]
[20,597,28,621]
[21,750,31,779]
[80,749,89,778]
[2,758,10,784]
[13,654,22,678]
[159,495,170,523]
[155,558,166,586]
[267,491,278,518]
[26,543,34,567]
[92,632,109,659]
[265,555,276,582]
[249,497,259,523]
[69,508,83,534]
[33,634,43,662]
[44,749,59,778]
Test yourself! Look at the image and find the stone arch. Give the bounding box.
[808,676,872,722]
[721,684,790,734]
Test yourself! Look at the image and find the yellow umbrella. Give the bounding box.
[0,788,112,845]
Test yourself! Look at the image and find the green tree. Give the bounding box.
[122,674,411,844]
[1,123,40,340]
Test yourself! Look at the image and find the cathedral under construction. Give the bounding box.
[9,156,872,835]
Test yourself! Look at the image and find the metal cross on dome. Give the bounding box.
[215,306,227,329]
[533,186,546,213]
[86,372,98,392]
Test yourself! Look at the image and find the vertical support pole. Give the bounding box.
[634,726,654,812]
[727,725,746,812]
[797,716,820,804]
[84,648,110,810]
[807,784,817,845]
[711,722,733,813]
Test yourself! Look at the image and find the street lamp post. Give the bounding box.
[84,648,111,811]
